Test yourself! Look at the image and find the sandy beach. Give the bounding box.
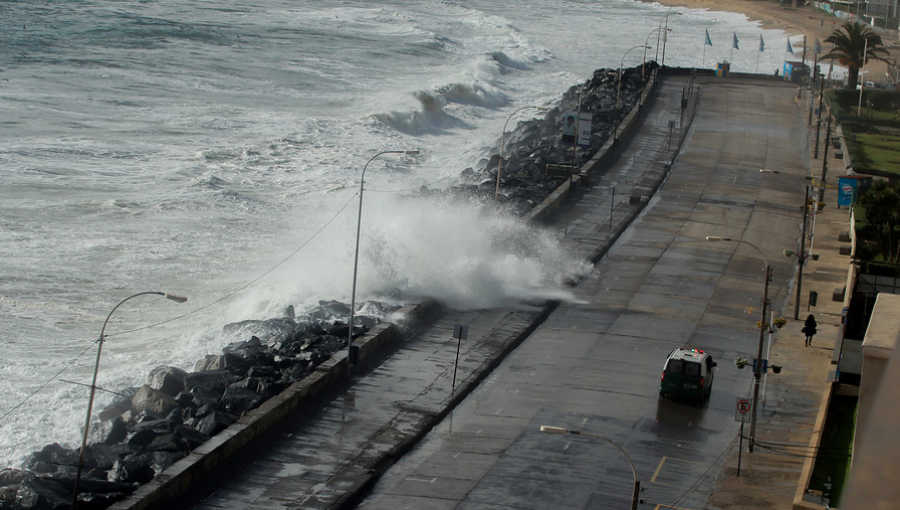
[654,0,896,83]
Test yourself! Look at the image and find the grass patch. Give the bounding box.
[841,123,900,176]
[825,89,900,176]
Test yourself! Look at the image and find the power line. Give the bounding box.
[0,193,359,424]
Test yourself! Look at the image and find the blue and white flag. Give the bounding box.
[759,35,765,53]
[732,32,740,50]
[787,38,794,54]
[705,28,713,47]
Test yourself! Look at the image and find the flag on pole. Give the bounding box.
[787,38,794,54]
[732,32,740,50]
[705,28,713,47]
[815,38,822,54]
[759,35,765,53]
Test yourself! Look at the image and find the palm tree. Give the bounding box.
[821,22,889,89]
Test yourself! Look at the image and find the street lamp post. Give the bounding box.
[657,8,681,66]
[642,28,671,110]
[706,236,770,452]
[792,186,811,320]
[347,150,419,374]
[495,106,549,198]
[614,45,651,149]
[72,291,187,509]
[540,425,640,510]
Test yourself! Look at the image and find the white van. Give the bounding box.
[659,348,716,401]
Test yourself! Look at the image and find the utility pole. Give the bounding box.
[794,186,810,320]
[814,76,825,158]
[821,116,831,203]
[749,265,771,452]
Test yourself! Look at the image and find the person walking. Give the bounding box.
[803,314,818,347]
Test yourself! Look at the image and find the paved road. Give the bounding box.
[164,75,694,510]
[161,75,813,510]
[355,77,809,510]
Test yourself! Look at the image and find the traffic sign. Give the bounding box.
[735,398,751,422]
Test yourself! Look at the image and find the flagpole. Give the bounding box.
[756,35,761,74]
[703,39,707,68]
[858,37,868,115]
[801,34,807,98]
[809,41,819,125]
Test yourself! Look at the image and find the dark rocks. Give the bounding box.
[130,385,180,418]
[3,299,391,510]
[98,388,137,423]
[0,469,70,510]
[432,64,655,215]
[185,411,234,437]
[147,366,187,397]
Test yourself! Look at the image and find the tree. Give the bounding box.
[821,22,889,89]
[859,180,900,263]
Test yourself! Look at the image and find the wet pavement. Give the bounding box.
[121,74,845,510]
[356,77,827,510]
[144,75,694,510]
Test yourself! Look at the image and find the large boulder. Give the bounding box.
[186,411,234,437]
[147,366,188,397]
[219,386,265,416]
[21,444,78,476]
[145,434,188,454]
[131,385,180,418]
[183,370,240,393]
[0,468,70,510]
[96,416,128,446]
[98,387,138,422]
[220,318,296,345]
[108,458,154,485]
[194,354,226,372]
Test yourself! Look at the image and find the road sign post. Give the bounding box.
[451,325,468,394]
[735,398,751,476]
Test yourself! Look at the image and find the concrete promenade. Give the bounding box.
[116,75,693,510]
[709,86,852,510]
[115,73,852,510]
[355,77,845,510]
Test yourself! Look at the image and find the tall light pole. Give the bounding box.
[793,186,811,320]
[72,291,187,509]
[706,236,770,452]
[614,45,650,149]
[540,426,640,510]
[347,150,419,374]
[642,28,671,110]
[657,8,681,66]
[495,106,549,198]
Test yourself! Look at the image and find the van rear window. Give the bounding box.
[666,359,700,376]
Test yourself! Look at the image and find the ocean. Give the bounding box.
[0,0,806,467]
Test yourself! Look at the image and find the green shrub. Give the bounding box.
[864,90,900,111]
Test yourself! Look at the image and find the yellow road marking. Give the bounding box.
[651,456,699,485]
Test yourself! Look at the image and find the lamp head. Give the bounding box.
[164,293,188,303]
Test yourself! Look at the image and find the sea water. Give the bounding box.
[0,0,813,467]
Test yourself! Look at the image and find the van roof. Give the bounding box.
[668,348,707,362]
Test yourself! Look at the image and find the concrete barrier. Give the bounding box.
[109,304,425,510]
[523,68,662,225]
